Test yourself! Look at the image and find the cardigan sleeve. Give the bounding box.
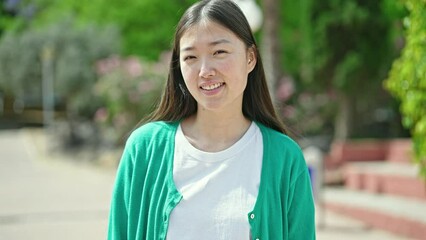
[107,141,135,240]
[287,166,316,239]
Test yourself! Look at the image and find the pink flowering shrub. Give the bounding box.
[94,53,169,144]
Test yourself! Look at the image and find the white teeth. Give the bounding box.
[201,82,223,90]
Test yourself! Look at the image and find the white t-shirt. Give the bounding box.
[166,122,263,240]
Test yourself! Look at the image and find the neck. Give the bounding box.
[181,110,251,152]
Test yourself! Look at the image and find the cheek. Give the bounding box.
[180,65,191,81]
[217,61,232,73]
[219,58,248,81]
[221,54,247,73]
[180,65,197,87]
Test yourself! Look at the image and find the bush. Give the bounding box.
[385,0,426,178]
[94,53,169,145]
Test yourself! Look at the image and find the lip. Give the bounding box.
[199,81,225,95]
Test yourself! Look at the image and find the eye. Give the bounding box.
[183,55,196,61]
[213,50,228,56]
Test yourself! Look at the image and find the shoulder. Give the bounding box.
[256,122,302,155]
[125,121,179,147]
[256,122,307,175]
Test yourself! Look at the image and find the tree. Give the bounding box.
[30,0,197,61]
[261,0,282,100]
[279,0,405,139]
[0,19,120,117]
[385,0,426,178]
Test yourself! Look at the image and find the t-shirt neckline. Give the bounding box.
[175,121,257,162]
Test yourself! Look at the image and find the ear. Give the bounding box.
[247,46,257,73]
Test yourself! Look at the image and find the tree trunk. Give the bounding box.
[299,0,314,84]
[261,0,281,103]
[334,93,352,140]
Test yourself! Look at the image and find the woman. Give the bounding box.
[108,0,316,239]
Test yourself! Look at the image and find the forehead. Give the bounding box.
[179,20,244,49]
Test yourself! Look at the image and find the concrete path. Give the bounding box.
[316,207,414,240]
[0,128,412,240]
[0,129,116,240]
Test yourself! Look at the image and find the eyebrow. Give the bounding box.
[180,39,231,52]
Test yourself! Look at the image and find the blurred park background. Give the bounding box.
[0,0,425,239]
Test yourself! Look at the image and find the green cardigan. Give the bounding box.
[108,121,315,240]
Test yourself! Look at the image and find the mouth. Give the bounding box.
[200,82,225,91]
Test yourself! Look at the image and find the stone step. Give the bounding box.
[386,139,414,164]
[322,187,426,240]
[324,139,413,168]
[344,161,426,201]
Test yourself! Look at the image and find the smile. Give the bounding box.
[200,82,225,91]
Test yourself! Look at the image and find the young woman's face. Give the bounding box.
[179,20,256,114]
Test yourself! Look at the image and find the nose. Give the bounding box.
[199,59,215,78]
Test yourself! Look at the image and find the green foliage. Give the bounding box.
[280,0,405,137]
[93,55,168,144]
[385,0,426,178]
[0,19,120,116]
[0,0,41,35]
[31,0,197,60]
[0,4,14,36]
[311,0,394,92]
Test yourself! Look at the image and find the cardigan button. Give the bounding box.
[250,213,255,219]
